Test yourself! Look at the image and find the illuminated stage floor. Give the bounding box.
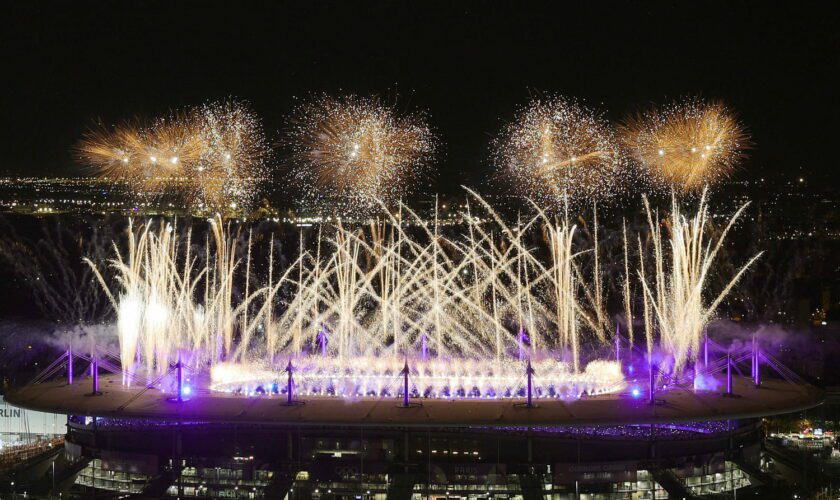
[6,374,823,427]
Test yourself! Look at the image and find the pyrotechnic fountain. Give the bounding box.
[638,192,763,374]
[84,188,758,401]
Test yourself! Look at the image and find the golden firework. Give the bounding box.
[190,100,269,210]
[621,99,748,192]
[492,96,629,207]
[286,94,437,213]
[77,100,269,211]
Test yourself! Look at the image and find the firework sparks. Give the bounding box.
[491,96,629,207]
[621,98,748,192]
[86,189,758,397]
[191,101,270,210]
[285,94,438,213]
[77,100,269,211]
[77,122,157,186]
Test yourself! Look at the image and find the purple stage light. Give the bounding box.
[648,357,655,405]
[517,328,530,361]
[316,326,328,357]
[526,359,535,407]
[89,357,100,396]
[175,353,184,402]
[725,351,733,396]
[285,359,296,404]
[400,361,411,407]
[67,347,73,385]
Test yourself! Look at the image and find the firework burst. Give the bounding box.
[621,98,748,192]
[78,122,154,185]
[77,100,269,212]
[492,96,630,207]
[285,94,438,213]
[190,100,270,210]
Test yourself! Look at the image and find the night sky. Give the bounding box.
[2,2,838,193]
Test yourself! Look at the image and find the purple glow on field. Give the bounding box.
[693,372,721,392]
[208,353,627,401]
[102,327,796,405]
